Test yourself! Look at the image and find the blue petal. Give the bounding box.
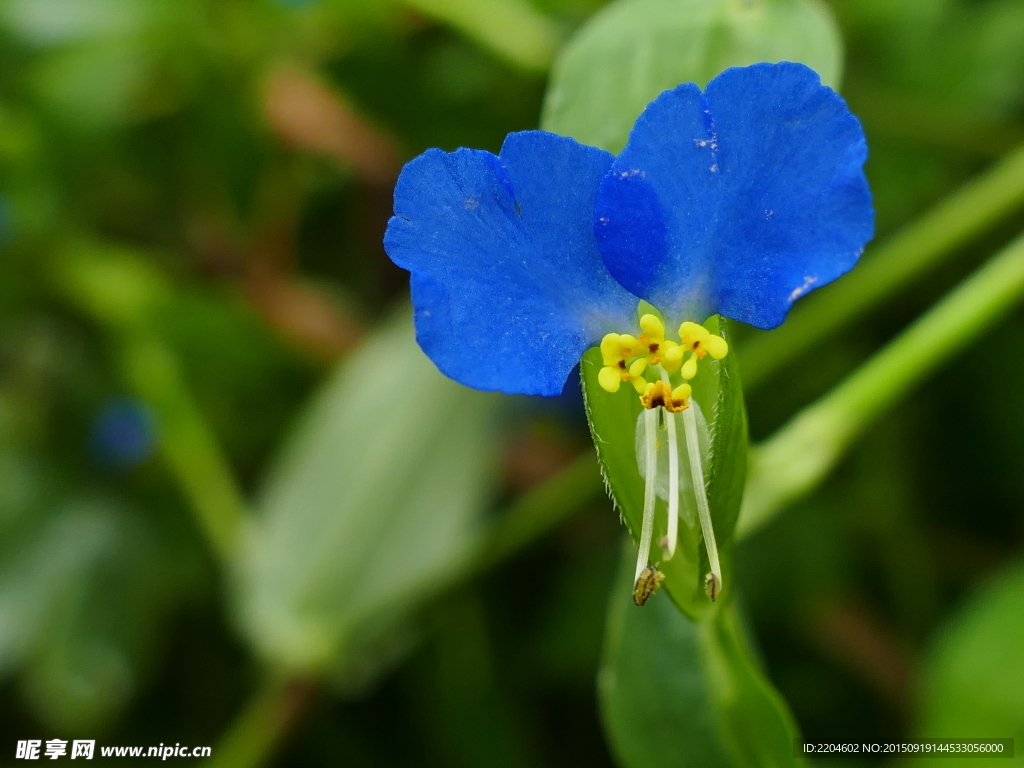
[595,62,874,329]
[384,131,639,396]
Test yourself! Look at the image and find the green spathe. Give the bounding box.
[600,542,803,768]
[581,315,747,619]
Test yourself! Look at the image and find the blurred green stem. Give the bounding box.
[206,676,315,768]
[56,245,246,563]
[740,143,1024,390]
[402,0,560,72]
[473,451,603,571]
[738,230,1024,537]
[119,331,246,562]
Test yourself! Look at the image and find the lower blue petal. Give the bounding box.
[385,131,639,396]
[595,62,874,329]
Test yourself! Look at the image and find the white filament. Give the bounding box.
[635,407,659,583]
[660,370,680,559]
[682,401,722,592]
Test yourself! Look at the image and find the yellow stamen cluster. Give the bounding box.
[598,316,728,406]
[677,321,729,380]
[598,332,648,394]
[599,314,684,396]
[639,380,691,413]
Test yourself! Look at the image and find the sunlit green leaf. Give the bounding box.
[542,0,843,152]
[600,543,801,768]
[236,309,500,674]
[580,316,747,618]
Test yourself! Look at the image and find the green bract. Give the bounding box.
[601,546,802,768]
[581,315,746,617]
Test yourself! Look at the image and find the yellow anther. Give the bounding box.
[598,366,621,393]
[681,355,698,380]
[678,321,707,347]
[640,380,690,412]
[702,334,728,360]
[635,315,669,365]
[661,341,683,372]
[600,333,623,366]
[678,321,727,358]
[596,314,724,401]
[618,334,641,356]
[597,332,649,393]
[676,320,728,380]
[600,332,644,368]
[639,314,665,342]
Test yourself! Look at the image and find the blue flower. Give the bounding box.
[595,62,873,330]
[384,62,873,396]
[384,131,639,396]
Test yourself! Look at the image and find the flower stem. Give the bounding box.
[119,332,246,563]
[741,142,1024,389]
[472,451,602,572]
[206,676,315,768]
[55,245,246,564]
[739,230,1024,537]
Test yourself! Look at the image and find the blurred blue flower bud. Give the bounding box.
[91,399,155,468]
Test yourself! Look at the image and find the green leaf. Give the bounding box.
[581,316,747,617]
[402,0,561,73]
[236,309,500,674]
[600,542,801,768]
[914,558,1024,762]
[542,0,843,153]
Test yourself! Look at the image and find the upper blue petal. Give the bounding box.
[594,62,874,329]
[384,130,639,396]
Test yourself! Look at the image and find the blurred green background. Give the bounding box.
[1,0,1024,765]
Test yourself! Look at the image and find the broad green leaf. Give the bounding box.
[236,310,500,674]
[600,543,801,768]
[542,0,843,153]
[581,316,747,618]
[914,558,1024,764]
